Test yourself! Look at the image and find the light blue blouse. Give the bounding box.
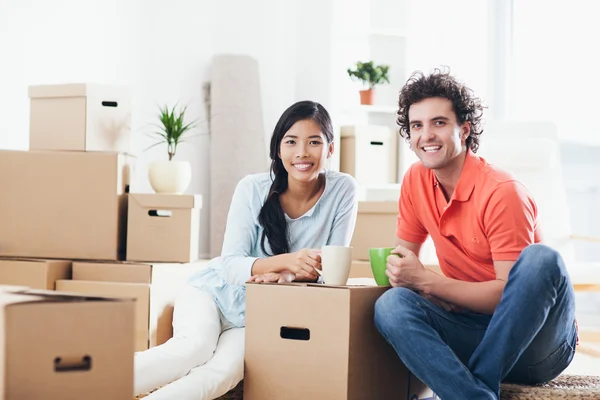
[188,170,359,327]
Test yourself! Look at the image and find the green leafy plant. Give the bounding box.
[347,61,390,90]
[146,104,198,160]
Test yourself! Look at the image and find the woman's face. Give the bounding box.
[278,119,333,184]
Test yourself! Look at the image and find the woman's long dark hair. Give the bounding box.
[258,100,334,256]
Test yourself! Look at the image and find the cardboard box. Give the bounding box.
[0,286,134,399]
[28,83,131,152]
[244,282,437,400]
[349,261,444,280]
[349,260,373,279]
[351,201,398,260]
[0,258,71,290]
[340,125,398,185]
[56,279,149,352]
[0,150,133,260]
[126,194,202,263]
[57,260,208,351]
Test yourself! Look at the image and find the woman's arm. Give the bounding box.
[250,249,320,279]
[221,177,320,285]
[220,177,263,286]
[326,175,359,246]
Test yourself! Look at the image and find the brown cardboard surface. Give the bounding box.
[56,280,149,352]
[351,201,398,260]
[350,260,444,279]
[349,260,373,278]
[244,282,415,400]
[0,287,134,399]
[0,150,133,260]
[126,193,202,263]
[28,83,131,152]
[0,258,71,289]
[69,260,209,348]
[73,261,152,284]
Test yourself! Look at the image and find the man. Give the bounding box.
[374,69,577,399]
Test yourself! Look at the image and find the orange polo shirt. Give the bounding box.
[397,150,542,282]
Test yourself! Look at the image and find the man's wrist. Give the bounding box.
[417,268,443,295]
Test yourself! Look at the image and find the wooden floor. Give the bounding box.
[565,341,600,376]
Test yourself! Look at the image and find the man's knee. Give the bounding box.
[374,287,422,335]
[517,244,567,280]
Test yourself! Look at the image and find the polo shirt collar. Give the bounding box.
[452,150,479,202]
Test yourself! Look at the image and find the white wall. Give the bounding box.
[0,0,140,150]
[0,0,335,258]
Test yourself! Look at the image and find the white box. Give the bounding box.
[340,125,397,185]
[28,83,132,152]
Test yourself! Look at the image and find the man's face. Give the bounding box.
[407,97,470,171]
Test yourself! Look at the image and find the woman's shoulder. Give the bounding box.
[325,170,359,195]
[236,172,273,195]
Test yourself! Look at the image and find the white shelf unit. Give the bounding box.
[332,29,416,183]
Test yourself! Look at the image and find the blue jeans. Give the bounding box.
[374,244,577,400]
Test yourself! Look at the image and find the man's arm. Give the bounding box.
[417,260,514,315]
[389,240,513,314]
[395,237,422,258]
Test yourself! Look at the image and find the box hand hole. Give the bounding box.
[54,355,92,372]
[148,210,173,217]
[280,326,310,341]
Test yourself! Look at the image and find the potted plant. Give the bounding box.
[145,103,197,194]
[347,61,390,105]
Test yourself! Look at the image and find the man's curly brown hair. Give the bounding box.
[396,68,486,153]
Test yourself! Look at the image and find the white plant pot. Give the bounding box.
[148,160,192,194]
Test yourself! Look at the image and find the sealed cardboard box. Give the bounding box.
[56,279,149,352]
[349,260,373,279]
[340,125,397,185]
[57,260,208,351]
[127,194,202,263]
[0,286,134,400]
[351,201,398,260]
[0,258,71,290]
[349,260,443,280]
[0,150,133,260]
[244,282,436,400]
[28,83,131,152]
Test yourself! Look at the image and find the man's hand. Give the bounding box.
[385,244,428,290]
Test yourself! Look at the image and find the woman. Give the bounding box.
[134,100,359,399]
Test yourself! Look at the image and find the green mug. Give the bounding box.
[369,247,399,286]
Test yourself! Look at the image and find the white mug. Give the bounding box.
[320,245,353,285]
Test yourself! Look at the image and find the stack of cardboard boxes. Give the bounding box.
[0,83,206,398]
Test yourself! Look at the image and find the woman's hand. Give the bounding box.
[247,270,296,284]
[284,248,321,280]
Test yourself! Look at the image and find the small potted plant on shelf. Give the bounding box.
[347,61,390,105]
[145,103,197,194]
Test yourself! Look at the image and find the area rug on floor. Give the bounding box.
[499,374,600,399]
[135,381,243,399]
[136,374,600,399]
